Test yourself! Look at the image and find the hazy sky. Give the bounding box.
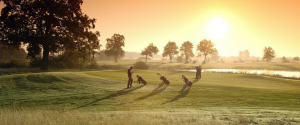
[1,0,300,57]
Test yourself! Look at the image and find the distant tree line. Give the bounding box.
[103,37,219,64]
[0,0,298,70]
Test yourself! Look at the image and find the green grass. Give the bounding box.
[1,70,299,109]
[84,70,300,109]
[1,70,300,124]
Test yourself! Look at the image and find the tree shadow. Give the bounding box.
[70,85,145,110]
[163,87,190,104]
[135,83,168,101]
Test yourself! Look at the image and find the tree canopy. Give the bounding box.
[141,43,159,62]
[196,39,217,61]
[104,34,125,62]
[262,46,275,63]
[0,0,100,70]
[162,41,179,63]
[239,50,250,59]
[180,41,194,63]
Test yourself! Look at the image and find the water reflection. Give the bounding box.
[188,69,300,78]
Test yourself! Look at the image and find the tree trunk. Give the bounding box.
[114,55,118,62]
[41,45,49,70]
[145,55,147,62]
[170,56,172,63]
[186,56,188,63]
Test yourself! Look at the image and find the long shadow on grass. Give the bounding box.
[71,85,145,110]
[163,87,191,104]
[166,77,198,103]
[177,77,199,92]
[192,78,200,83]
[135,83,168,101]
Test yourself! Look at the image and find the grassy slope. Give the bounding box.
[1,70,300,124]
[85,70,300,110]
[2,70,299,109]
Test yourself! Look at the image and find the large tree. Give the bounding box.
[141,43,159,62]
[0,0,100,70]
[262,46,275,63]
[196,39,217,61]
[180,41,194,63]
[162,41,179,63]
[105,34,125,62]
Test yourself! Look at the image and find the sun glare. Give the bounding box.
[207,18,228,38]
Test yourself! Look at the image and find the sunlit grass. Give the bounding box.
[1,70,300,124]
[1,108,299,125]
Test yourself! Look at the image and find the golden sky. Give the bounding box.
[1,0,300,57]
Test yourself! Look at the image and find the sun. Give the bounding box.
[207,18,228,38]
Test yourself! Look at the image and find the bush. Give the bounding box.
[293,57,299,61]
[29,54,98,69]
[0,59,29,68]
[133,61,149,69]
[84,59,98,69]
[29,58,42,68]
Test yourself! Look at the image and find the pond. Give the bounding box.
[188,69,300,78]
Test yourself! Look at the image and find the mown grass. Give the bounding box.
[1,108,299,125]
[1,70,300,124]
[84,70,300,109]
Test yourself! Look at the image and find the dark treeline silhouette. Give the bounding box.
[0,0,100,70]
[95,50,122,61]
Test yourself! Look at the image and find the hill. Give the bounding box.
[1,70,300,124]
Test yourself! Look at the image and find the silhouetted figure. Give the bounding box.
[127,66,133,88]
[136,75,147,85]
[181,75,193,88]
[195,66,199,79]
[198,65,202,79]
[157,73,170,85]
